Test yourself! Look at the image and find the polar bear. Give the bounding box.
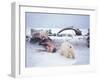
[59,41,75,59]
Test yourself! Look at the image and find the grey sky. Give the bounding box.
[26,12,90,29]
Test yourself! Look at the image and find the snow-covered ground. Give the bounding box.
[25,35,89,67]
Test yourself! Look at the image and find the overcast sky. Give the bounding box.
[26,12,90,29]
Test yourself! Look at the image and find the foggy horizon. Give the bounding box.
[26,12,90,29]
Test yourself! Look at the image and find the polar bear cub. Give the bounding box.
[59,41,75,59]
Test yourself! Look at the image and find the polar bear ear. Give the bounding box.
[69,45,72,48]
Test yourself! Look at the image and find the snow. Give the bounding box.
[25,42,76,67]
[25,35,89,67]
[25,28,89,67]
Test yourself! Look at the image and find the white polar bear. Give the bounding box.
[59,41,75,59]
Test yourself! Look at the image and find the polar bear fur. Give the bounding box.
[59,41,75,59]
